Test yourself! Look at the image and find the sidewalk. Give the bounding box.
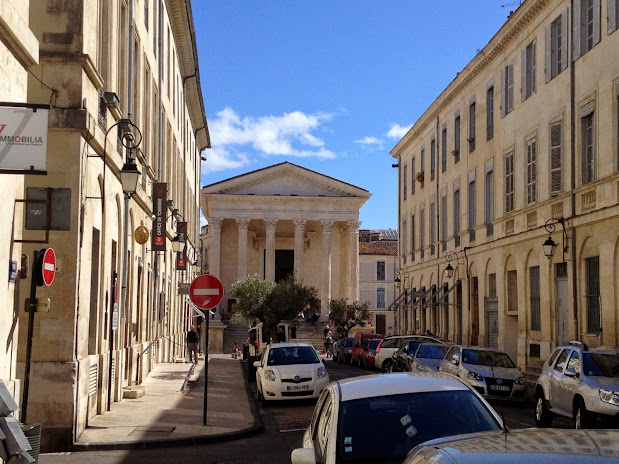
[72,354,262,451]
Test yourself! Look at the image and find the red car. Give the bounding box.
[351,332,383,366]
[360,338,383,369]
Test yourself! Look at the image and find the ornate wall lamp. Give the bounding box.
[444,251,462,279]
[168,208,187,254]
[543,217,568,262]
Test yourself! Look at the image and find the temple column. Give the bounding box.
[236,218,250,280]
[349,220,361,301]
[293,219,306,282]
[265,219,277,281]
[208,218,223,320]
[320,220,333,317]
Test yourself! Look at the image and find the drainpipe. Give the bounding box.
[435,116,441,335]
[569,0,579,341]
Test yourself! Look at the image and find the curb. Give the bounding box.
[70,360,264,452]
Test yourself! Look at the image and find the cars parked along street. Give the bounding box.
[438,345,526,400]
[375,335,449,373]
[333,336,354,364]
[535,341,619,429]
[350,332,383,366]
[291,372,504,464]
[254,342,330,401]
[360,338,382,369]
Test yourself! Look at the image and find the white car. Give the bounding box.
[438,345,526,400]
[375,335,448,372]
[254,342,329,401]
[291,372,504,464]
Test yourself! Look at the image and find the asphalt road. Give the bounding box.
[39,357,574,463]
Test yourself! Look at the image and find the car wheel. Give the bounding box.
[382,359,392,373]
[575,399,589,429]
[535,392,553,427]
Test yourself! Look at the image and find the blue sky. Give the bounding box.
[193,1,517,230]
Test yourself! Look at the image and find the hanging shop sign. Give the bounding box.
[151,182,167,251]
[176,221,187,270]
[0,104,49,172]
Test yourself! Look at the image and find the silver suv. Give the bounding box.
[535,341,619,429]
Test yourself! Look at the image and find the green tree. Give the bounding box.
[328,299,370,337]
[229,274,319,343]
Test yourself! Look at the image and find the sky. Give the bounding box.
[193,1,518,230]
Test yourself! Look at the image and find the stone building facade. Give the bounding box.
[1,0,208,451]
[358,231,398,336]
[391,0,619,370]
[200,162,371,322]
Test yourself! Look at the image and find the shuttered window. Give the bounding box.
[527,137,537,205]
[485,168,494,236]
[574,0,601,59]
[468,179,476,242]
[582,113,595,184]
[377,288,386,309]
[441,194,447,251]
[411,156,416,195]
[505,151,514,213]
[530,266,541,331]
[585,256,600,333]
[431,138,436,181]
[486,86,494,140]
[403,162,407,200]
[430,200,436,255]
[454,116,461,163]
[441,127,447,173]
[550,122,563,195]
[420,205,425,258]
[411,212,416,260]
[546,10,568,82]
[377,261,386,281]
[469,102,476,152]
[420,147,426,188]
[522,39,537,100]
[609,0,618,34]
[454,187,461,247]
[501,62,514,117]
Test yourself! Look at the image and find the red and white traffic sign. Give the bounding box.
[41,248,56,286]
[189,274,224,310]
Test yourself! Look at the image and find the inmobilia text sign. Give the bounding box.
[152,182,167,251]
[0,104,50,172]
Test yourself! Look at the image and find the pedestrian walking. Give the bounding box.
[232,340,239,359]
[324,331,333,358]
[187,325,199,364]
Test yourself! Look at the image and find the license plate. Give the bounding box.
[287,385,309,391]
[489,385,510,391]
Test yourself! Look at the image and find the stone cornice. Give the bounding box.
[391,0,549,156]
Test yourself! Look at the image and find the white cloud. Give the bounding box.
[386,123,412,139]
[208,108,336,167]
[354,136,382,146]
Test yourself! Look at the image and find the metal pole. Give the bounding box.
[21,249,40,423]
[203,312,210,425]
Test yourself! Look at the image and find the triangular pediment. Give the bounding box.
[202,162,370,198]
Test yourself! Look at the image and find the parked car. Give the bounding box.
[534,341,619,429]
[360,338,383,369]
[333,336,354,364]
[291,372,504,464]
[390,340,425,372]
[438,345,526,400]
[403,428,619,464]
[350,332,383,366]
[375,334,448,372]
[254,342,329,401]
[399,343,451,373]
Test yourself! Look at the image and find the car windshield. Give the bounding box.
[583,353,619,377]
[369,339,381,350]
[416,345,449,359]
[266,346,319,366]
[336,390,501,463]
[462,349,516,368]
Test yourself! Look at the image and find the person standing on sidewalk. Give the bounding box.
[187,325,199,364]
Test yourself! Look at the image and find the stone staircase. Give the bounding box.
[223,323,249,355]
[293,320,330,351]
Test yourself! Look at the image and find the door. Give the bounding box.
[275,250,294,283]
[376,314,386,336]
[556,263,569,345]
[486,298,499,348]
[471,277,479,345]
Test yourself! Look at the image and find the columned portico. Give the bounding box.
[293,219,307,282]
[320,220,333,316]
[201,162,371,325]
[236,218,250,280]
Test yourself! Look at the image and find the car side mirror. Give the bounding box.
[564,368,577,377]
[253,361,261,368]
[291,447,317,464]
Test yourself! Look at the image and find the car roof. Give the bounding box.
[556,345,619,355]
[455,345,509,352]
[268,342,316,349]
[334,372,470,402]
[409,428,619,463]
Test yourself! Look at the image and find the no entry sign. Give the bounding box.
[34,247,56,287]
[189,274,224,310]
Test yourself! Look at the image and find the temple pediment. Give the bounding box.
[202,162,370,199]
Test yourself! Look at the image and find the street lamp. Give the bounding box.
[444,251,460,279]
[171,234,186,253]
[543,217,568,261]
[120,159,141,194]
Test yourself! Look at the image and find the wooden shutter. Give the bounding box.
[560,8,569,70]
[501,67,506,117]
[531,39,537,94]
[608,0,617,34]
[550,122,563,195]
[521,47,527,101]
[593,0,601,46]
[507,62,514,112]
[573,0,582,60]
[545,22,552,83]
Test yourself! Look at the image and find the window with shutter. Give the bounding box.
[441,194,447,251]
[377,288,385,308]
[523,40,537,100]
[468,179,476,242]
[430,200,436,255]
[402,220,407,258]
[485,169,494,236]
[469,102,476,151]
[527,137,537,205]
[501,62,515,117]
[412,157,416,195]
[431,139,436,181]
[576,0,600,58]
[585,256,600,333]
[505,151,514,213]
[487,86,494,140]
[550,122,563,195]
[454,116,461,163]
[441,127,447,173]
[420,206,425,258]
[377,261,386,281]
[582,113,595,184]
[454,187,460,247]
[403,162,407,200]
[411,213,416,260]
[530,266,541,331]
[420,147,426,188]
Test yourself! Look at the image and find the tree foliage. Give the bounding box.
[328,299,370,337]
[229,274,319,342]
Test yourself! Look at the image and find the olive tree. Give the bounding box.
[328,299,370,337]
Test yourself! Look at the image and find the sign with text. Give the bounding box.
[0,105,49,172]
[151,182,167,251]
[176,221,187,270]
